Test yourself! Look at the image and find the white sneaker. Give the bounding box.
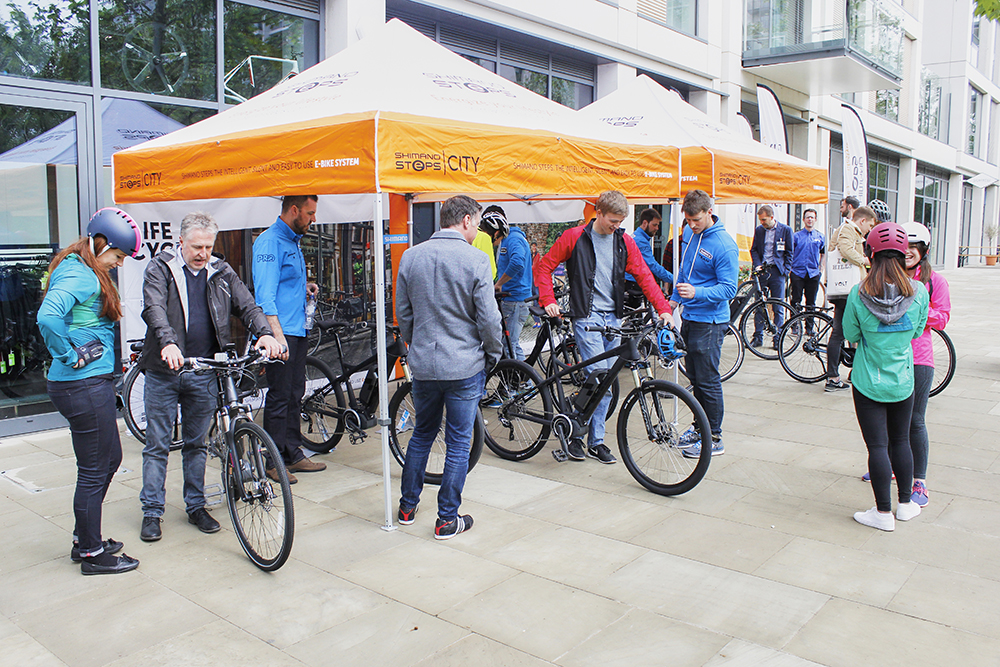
[896,501,921,522]
[854,507,895,531]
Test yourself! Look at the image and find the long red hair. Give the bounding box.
[44,236,123,321]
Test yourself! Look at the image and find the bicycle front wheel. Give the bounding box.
[929,328,956,397]
[300,357,345,453]
[225,420,294,571]
[740,299,798,360]
[123,365,183,451]
[482,359,551,461]
[387,381,484,485]
[617,379,712,496]
[778,311,834,383]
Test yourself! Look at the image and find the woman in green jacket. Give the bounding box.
[37,208,142,574]
[842,222,928,532]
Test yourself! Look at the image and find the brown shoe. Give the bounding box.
[288,457,327,473]
[266,467,297,484]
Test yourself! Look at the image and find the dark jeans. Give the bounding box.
[910,364,934,480]
[141,370,215,517]
[48,376,122,557]
[827,298,847,378]
[789,272,820,310]
[680,321,727,436]
[853,388,914,512]
[400,371,485,521]
[754,265,788,339]
[264,334,308,466]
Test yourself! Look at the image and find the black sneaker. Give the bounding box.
[587,444,617,464]
[188,508,221,534]
[140,516,162,542]
[81,553,140,576]
[70,538,124,563]
[566,439,586,461]
[434,515,473,540]
[824,379,849,392]
[398,505,417,525]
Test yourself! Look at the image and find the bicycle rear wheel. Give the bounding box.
[482,359,551,461]
[300,357,345,453]
[778,311,833,383]
[929,328,956,397]
[617,379,712,496]
[122,365,183,451]
[740,299,797,360]
[387,381,484,485]
[225,420,294,571]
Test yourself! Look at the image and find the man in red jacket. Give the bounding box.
[535,190,671,464]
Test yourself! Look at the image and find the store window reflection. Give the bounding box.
[99,0,216,100]
[0,102,82,419]
[224,2,318,104]
[0,0,90,83]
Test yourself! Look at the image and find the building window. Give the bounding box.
[918,68,944,141]
[0,0,90,84]
[914,165,950,265]
[868,147,899,219]
[968,86,982,156]
[223,2,319,105]
[99,0,217,101]
[638,0,697,37]
[970,14,980,68]
[990,100,999,165]
[875,89,899,122]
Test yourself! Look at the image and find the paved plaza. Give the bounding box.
[2,266,999,667]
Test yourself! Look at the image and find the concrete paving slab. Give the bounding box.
[413,632,551,667]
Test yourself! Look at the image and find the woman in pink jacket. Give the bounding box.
[902,222,950,507]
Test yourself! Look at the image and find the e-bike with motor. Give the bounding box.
[299,317,484,484]
[481,317,713,496]
[181,345,294,571]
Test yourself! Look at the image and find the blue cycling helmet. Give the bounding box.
[657,327,685,362]
[88,207,141,258]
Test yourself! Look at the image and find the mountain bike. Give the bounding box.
[299,317,484,484]
[481,317,712,496]
[181,346,293,571]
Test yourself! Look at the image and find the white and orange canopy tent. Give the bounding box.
[112,19,693,529]
[578,75,828,205]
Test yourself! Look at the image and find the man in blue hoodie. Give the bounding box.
[494,206,533,360]
[625,208,673,309]
[669,190,739,458]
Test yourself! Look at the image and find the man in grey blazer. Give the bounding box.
[395,195,502,540]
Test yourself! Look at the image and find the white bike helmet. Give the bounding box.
[902,222,931,246]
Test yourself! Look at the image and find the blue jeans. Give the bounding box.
[754,265,787,339]
[48,376,122,557]
[573,311,620,448]
[141,370,216,517]
[502,300,529,361]
[400,371,485,521]
[680,321,727,436]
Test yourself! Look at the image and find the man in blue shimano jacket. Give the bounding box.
[493,206,533,360]
[789,208,825,323]
[750,204,794,348]
[625,208,673,309]
[669,190,739,458]
[253,195,327,483]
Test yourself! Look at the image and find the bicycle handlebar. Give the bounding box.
[181,347,281,373]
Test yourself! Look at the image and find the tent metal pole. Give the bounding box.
[670,200,681,421]
[374,192,396,532]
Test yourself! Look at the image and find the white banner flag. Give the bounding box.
[756,84,789,227]
[842,104,869,204]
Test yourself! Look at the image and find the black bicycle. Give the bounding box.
[732,265,797,360]
[119,339,183,451]
[182,346,294,571]
[481,317,712,496]
[299,318,484,484]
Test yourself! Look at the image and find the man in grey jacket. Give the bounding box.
[395,195,502,540]
[139,212,281,542]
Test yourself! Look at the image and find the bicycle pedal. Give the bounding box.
[204,483,224,507]
[348,431,367,445]
[552,449,569,463]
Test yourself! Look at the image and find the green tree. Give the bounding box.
[974,0,1000,19]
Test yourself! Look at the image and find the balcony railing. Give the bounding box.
[744,0,904,83]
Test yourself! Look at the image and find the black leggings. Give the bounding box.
[853,387,914,512]
[827,298,846,378]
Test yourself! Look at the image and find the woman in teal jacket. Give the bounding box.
[843,222,928,532]
[37,208,142,575]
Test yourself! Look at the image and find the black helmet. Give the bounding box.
[88,207,141,258]
[481,205,509,238]
[868,199,892,224]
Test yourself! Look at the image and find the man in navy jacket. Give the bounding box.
[749,205,794,347]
